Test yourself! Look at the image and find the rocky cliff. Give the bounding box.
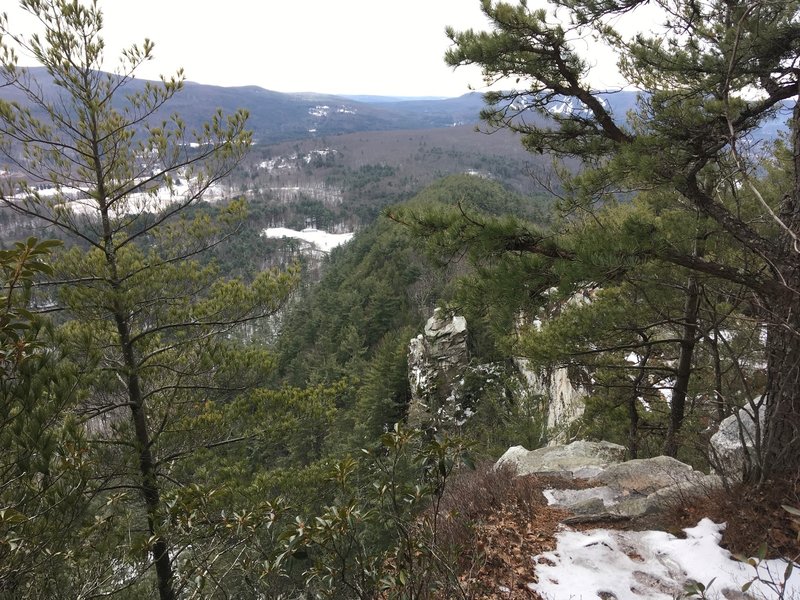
[407,308,587,441]
[407,308,470,428]
[514,357,587,444]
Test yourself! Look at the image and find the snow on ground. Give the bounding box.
[532,518,799,600]
[262,227,354,253]
[11,178,226,216]
[68,181,226,216]
[543,486,619,509]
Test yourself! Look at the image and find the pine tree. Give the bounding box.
[0,2,296,597]
[442,0,799,480]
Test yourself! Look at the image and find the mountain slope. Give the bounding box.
[3,69,787,146]
[0,68,486,143]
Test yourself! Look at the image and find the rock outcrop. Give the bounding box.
[496,441,626,478]
[497,440,721,520]
[407,307,590,440]
[513,289,595,444]
[709,400,766,481]
[514,358,588,445]
[407,308,470,427]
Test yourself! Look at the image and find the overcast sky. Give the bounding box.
[5,0,490,97]
[5,0,639,97]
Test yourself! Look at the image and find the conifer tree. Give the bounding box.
[441,0,799,480]
[0,2,295,597]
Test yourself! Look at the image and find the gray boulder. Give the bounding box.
[495,440,626,478]
[709,401,766,481]
[639,474,723,515]
[594,455,706,495]
[593,457,721,517]
[539,454,722,519]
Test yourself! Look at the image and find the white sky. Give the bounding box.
[5,0,493,97]
[3,0,647,97]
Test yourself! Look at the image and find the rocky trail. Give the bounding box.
[443,441,800,600]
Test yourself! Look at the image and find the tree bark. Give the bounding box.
[114,309,176,600]
[761,301,800,480]
[760,96,800,482]
[664,274,701,458]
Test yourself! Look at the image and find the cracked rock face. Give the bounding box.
[514,357,588,445]
[407,308,469,428]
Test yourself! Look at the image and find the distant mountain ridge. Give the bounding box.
[0,67,489,144]
[1,67,788,145]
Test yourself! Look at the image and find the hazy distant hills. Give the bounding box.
[0,67,647,144]
[0,67,490,143]
[173,83,492,142]
[2,66,788,146]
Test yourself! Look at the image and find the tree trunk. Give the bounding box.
[107,283,175,600]
[760,96,800,482]
[664,275,701,458]
[628,392,640,460]
[761,302,800,480]
[708,328,726,422]
[116,311,176,600]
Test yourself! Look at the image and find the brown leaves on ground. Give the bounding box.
[434,465,593,599]
[433,464,800,600]
[657,471,800,561]
[456,504,561,599]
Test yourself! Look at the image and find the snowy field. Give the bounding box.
[262,227,354,253]
[10,178,227,217]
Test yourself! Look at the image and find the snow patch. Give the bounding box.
[11,176,227,216]
[543,485,619,509]
[262,227,354,253]
[532,518,800,599]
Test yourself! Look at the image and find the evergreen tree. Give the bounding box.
[441,0,799,480]
[0,2,295,597]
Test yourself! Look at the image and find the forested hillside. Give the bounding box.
[0,66,489,144]
[1,0,799,599]
[235,125,554,228]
